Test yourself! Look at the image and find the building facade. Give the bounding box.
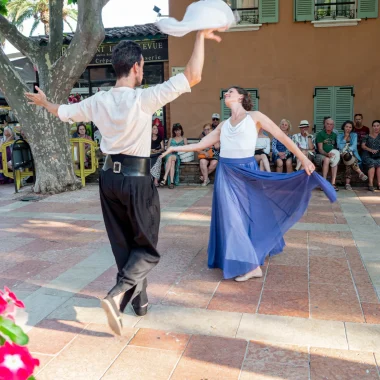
[168,0,380,137]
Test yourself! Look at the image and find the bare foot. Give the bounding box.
[234,266,263,282]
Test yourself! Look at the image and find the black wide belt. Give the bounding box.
[103,154,151,176]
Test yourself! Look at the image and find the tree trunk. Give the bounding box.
[25,114,81,194]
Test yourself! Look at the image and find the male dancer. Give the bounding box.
[25,28,223,335]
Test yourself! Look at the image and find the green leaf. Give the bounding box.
[28,377,36,380]
[0,0,8,16]
[0,335,6,345]
[67,0,77,4]
[0,316,29,346]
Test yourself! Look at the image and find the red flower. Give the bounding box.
[2,288,24,309]
[0,342,39,380]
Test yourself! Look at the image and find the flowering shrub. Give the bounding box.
[0,287,39,380]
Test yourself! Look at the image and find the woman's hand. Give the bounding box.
[160,147,175,159]
[278,152,286,159]
[300,156,315,175]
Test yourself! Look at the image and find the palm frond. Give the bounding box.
[29,17,40,36]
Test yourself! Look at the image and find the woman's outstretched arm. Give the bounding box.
[161,124,222,158]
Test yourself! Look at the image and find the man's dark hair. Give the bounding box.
[112,41,143,79]
[354,113,363,119]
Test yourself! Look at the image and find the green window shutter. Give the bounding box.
[313,87,334,133]
[334,87,354,129]
[220,90,231,121]
[294,0,314,22]
[358,0,378,19]
[259,0,279,23]
[246,89,259,111]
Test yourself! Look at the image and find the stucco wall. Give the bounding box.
[168,0,380,137]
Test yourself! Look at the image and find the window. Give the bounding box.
[315,0,356,20]
[294,0,378,22]
[313,86,354,133]
[220,88,259,120]
[224,0,279,26]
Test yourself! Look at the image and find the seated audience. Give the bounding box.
[153,118,165,140]
[0,126,16,184]
[255,128,271,172]
[315,117,340,191]
[292,120,315,171]
[151,125,164,187]
[337,121,368,190]
[161,123,187,189]
[272,119,293,173]
[198,123,219,186]
[361,120,380,192]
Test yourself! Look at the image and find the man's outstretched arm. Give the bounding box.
[25,86,60,117]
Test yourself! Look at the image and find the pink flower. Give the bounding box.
[0,288,24,321]
[2,288,24,309]
[0,295,7,314]
[0,342,39,380]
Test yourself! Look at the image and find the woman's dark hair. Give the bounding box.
[230,86,253,111]
[172,123,184,138]
[76,123,86,134]
[372,120,380,126]
[341,120,354,131]
[112,41,143,79]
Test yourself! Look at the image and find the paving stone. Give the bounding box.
[171,335,247,380]
[37,324,135,380]
[136,305,242,338]
[28,319,87,355]
[346,323,380,352]
[129,328,190,352]
[310,347,379,379]
[237,314,348,349]
[102,346,180,380]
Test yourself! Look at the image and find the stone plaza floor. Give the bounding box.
[0,183,380,379]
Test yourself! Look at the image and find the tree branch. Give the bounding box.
[50,0,107,100]
[49,0,64,63]
[0,47,34,121]
[0,15,39,60]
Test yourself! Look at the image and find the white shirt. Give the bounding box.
[255,136,270,154]
[292,132,315,150]
[220,114,258,158]
[58,73,191,157]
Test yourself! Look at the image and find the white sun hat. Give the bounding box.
[156,0,237,37]
[329,149,341,167]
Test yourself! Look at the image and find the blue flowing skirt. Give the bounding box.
[207,156,336,279]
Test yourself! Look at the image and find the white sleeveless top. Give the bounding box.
[220,114,258,158]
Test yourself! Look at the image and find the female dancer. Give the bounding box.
[161,86,336,281]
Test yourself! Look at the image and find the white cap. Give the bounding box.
[212,113,220,119]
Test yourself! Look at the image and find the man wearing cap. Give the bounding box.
[315,118,340,191]
[211,113,220,130]
[292,120,315,171]
[199,113,220,138]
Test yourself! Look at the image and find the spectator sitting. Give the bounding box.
[254,128,271,172]
[361,120,380,192]
[337,121,368,190]
[199,113,220,139]
[315,117,340,191]
[72,123,93,168]
[292,120,315,171]
[0,126,16,184]
[272,119,293,173]
[151,125,164,187]
[161,123,187,189]
[153,118,165,140]
[198,123,219,186]
[354,113,370,154]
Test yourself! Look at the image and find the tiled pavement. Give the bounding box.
[1,183,380,379]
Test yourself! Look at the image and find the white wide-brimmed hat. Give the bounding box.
[299,120,310,128]
[329,149,340,167]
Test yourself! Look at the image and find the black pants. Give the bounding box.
[99,168,160,303]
